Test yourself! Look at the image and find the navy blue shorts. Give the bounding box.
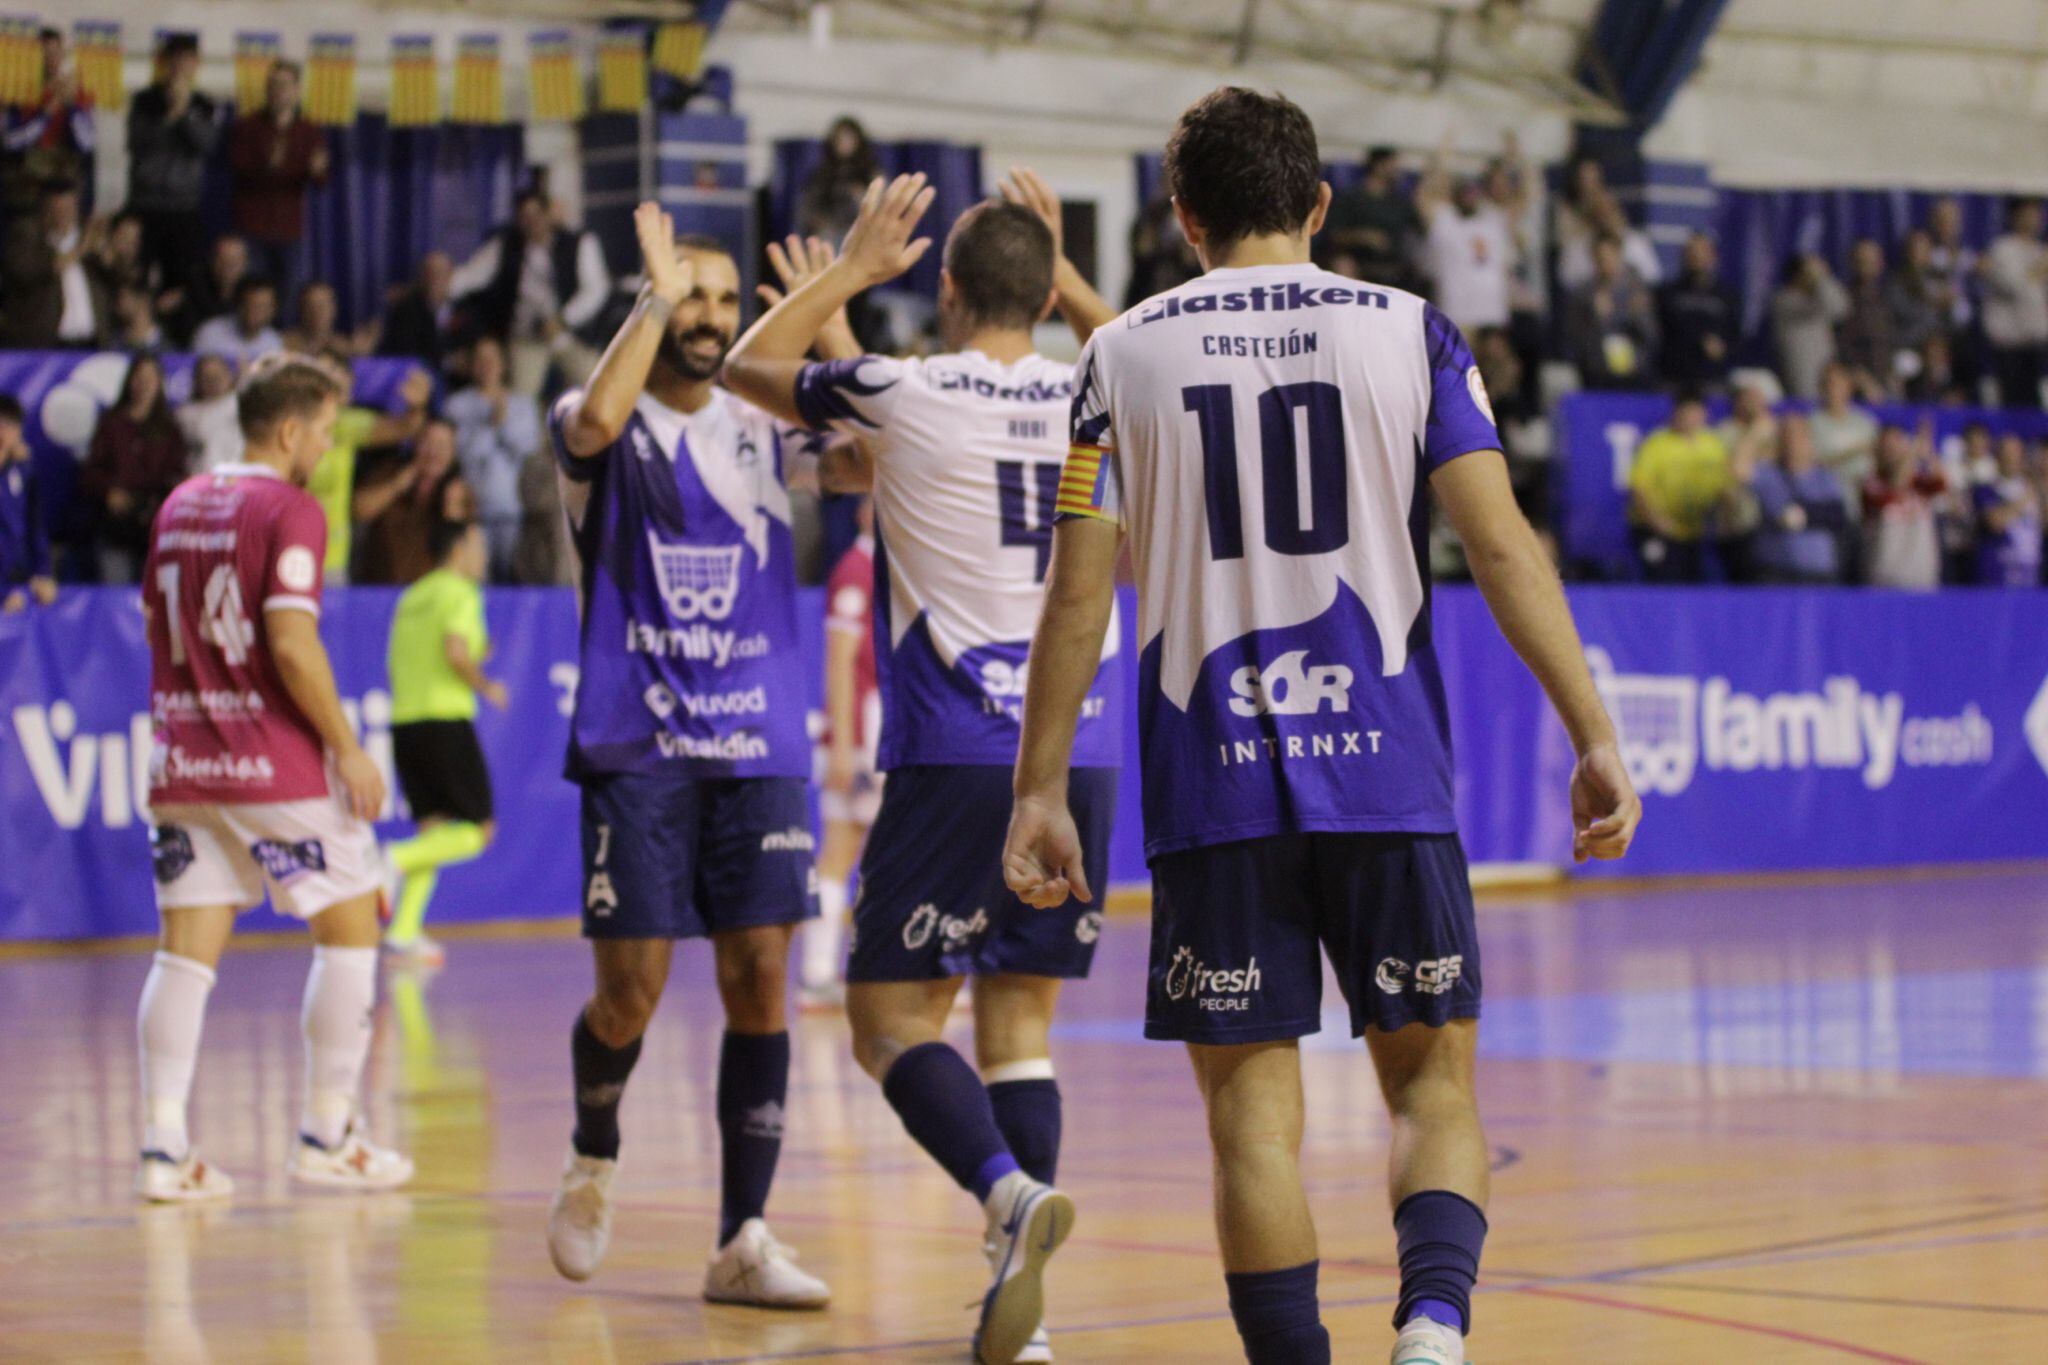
[578,771,818,940]
[847,765,1117,983]
[1146,832,1480,1045]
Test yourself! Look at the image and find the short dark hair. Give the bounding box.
[238,354,343,442]
[158,33,199,59]
[675,232,733,259]
[235,276,276,305]
[0,395,23,425]
[430,517,477,564]
[1164,87,1322,251]
[942,201,1054,330]
[1364,145,1399,174]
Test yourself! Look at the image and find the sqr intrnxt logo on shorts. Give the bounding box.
[1587,647,1998,797]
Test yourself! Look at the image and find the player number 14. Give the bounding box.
[1182,381,1349,560]
[156,562,257,667]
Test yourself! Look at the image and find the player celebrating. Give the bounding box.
[138,353,414,1202]
[1003,90,1641,1365]
[541,204,843,1308]
[725,170,1120,1365]
[384,518,506,967]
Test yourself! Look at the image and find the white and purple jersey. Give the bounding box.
[550,387,813,780]
[1055,264,1501,858]
[794,351,1121,770]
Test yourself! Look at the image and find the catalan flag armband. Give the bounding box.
[1055,443,1120,526]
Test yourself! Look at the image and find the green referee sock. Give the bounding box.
[388,822,489,942]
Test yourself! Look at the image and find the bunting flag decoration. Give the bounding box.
[0,16,40,108]
[72,21,125,110]
[651,21,707,81]
[528,29,581,122]
[233,31,280,110]
[388,34,438,127]
[303,33,356,126]
[596,27,647,112]
[451,32,503,124]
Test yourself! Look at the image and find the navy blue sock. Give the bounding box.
[1224,1261,1330,1365]
[1392,1190,1488,1333]
[987,1076,1062,1184]
[570,1011,641,1160]
[716,1030,790,1246]
[881,1041,1018,1199]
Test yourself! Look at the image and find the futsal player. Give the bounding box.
[137,353,414,1201]
[1003,90,1642,1365]
[725,170,1121,1365]
[542,203,858,1307]
[384,518,506,967]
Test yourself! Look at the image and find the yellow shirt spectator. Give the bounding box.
[1630,419,1732,542]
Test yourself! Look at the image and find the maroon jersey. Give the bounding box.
[144,464,331,805]
[823,535,878,749]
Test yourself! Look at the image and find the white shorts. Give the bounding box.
[149,793,382,921]
[819,772,884,827]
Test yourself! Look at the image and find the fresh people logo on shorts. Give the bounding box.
[250,837,327,883]
[647,533,742,622]
[1075,911,1102,945]
[1377,956,1463,996]
[1163,945,1262,1012]
[902,903,989,951]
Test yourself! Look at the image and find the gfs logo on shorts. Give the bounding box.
[1376,956,1465,996]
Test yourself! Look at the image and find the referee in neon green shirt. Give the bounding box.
[385,519,506,964]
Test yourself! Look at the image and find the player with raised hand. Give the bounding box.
[541,203,847,1309]
[1003,89,1639,1365]
[137,353,414,1202]
[724,170,1119,1365]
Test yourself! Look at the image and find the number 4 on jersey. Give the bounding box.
[157,562,257,667]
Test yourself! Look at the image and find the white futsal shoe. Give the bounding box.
[289,1122,415,1191]
[983,1233,1054,1361]
[1390,1315,1466,1365]
[703,1218,831,1309]
[137,1148,235,1203]
[974,1175,1075,1365]
[547,1152,617,1282]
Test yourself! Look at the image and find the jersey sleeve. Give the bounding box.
[1055,342,1123,529]
[549,388,606,483]
[1420,304,1503,472]
[792,355,906,434]
[263,492,328,617]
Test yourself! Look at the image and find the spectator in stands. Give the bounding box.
[1980,197,2048,409]
[81,354,186,583]
[0,397,57,612]
[445,335,539,580]
[0,180,107,348]
[1808,362,1880,511]
[1771,253,1849,400]
[107,282,163,351]
[88,209,149,296]
[1975,433,2043,585]
[1904,331,1964,406]
[1125,194,1202,307]
[301,357,433,585]
[451,190,610,396]
[1861,422,1947,589]
[176,353,244,473]
[352,418,477,587]
[1926,196,1979,385]
[3,50,95,221]
[163,233,250,348]
[1657,232,1736,393]
[1836,239,1896,394]
[192,277,284,369]
[1748,413,1849,584]
[126,34,221,289]
[1711,383,1776,582]
[377,251,458,371]
[515,443,572,586]
[797,116,879,243]
[1562,235,1659,390]
[283,281,368,358]
[1887,230,1948,361]
[1628,393,1730,583]
[1552,153,1611,293]
[1416,137,1520,337]
[227,60,330,299]
[1322,146,1421,291]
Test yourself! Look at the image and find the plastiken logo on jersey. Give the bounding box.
[1128,281,1391,327]
[1228,651,1354,717]
[1375,956,1463,996]
[647,533,742,622]
[1586,646,1995,797]
[1163,946,1262,1012]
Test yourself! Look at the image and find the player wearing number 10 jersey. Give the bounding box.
[1005,90,1641,1365]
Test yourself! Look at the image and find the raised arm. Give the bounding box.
[999,166,1116,344]
[557,203,696,459]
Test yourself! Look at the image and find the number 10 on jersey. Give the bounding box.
[1183,381,1350,560]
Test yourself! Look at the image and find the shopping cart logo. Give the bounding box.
[648,535,742,622]
[1586,647,1699,797]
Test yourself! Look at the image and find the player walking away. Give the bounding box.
[1003,91,1641,1365]
[799,496,880,1011]
[543,203,856,1308]
[138,353,415,1202]
[725,170,1121,1365]
[384,518,506,968]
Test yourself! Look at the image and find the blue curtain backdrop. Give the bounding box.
[768,138,983,297]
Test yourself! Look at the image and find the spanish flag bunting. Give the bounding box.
[651,21,707,81]
[303,33,356,126]
[388,34,438,127]
[73,21,125,110]
[233,31,280,111]
[596,27,646,113]
[0,16,41,108]
[528,29,581,122]
[451,32,503,125]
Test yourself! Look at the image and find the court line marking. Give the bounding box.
[1619,1277,2048,1320]
[1582,1198,2048,1280]
[1508,1284,1929,1363]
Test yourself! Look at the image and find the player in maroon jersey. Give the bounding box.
[136,354,414,1201]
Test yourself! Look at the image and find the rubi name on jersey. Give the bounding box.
[1129,281,1390,328]
[624,619,769,667]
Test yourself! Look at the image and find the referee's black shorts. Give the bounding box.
[392,720,494,825]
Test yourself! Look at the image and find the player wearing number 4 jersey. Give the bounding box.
[726,169,1120,1365]
[137,353,413,1205]
[1004,90,1643,1365]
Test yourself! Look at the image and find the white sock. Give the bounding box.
[983,1167,1040,1224]
[803,879,848,986]
[299,945,378,1147]
[137,951,217,1160]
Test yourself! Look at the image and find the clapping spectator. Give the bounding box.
[88,209,149,296]
[176,353,244,473]
[1416,135,1520,336]
[0,180,106,347]
[0,397,57,612]
[1629,393,1731,583]
[796,117,878,243]
[1771,254,1849,400]
[1808,362,1880,506]
[450,190,610,396]
[1748,414,1850,584]
[163,233,249,348]
[3,49,95,220]
[1658,232,1736,393]
[444,335,540,579]
[81,354,187,583]
[305,357,433,585]
[192,277,284,369]
[1861,423,1947,589]
[376,251,458,371]
[227,60,330,299]
[353,418,477,587]
[1980,197,2048,408]
[1562,235,1659,389]
[126,34,221,289]
[1322,146,1422,290]
[1975,433,2043,585]
[284,281,370,358]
